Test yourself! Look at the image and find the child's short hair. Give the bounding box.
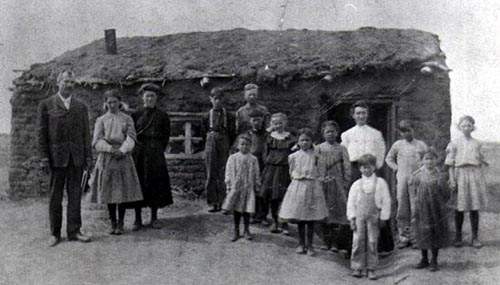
[248,109,265,118]
[458,115,475,126]
[238,134,252,144]
[321,120,340,133]
[297,127,314,139]
[350,100,369,116]
[398,120,414,131]
[209,87,224,98]
[270,112,287,123]
[104,89,122,101]
[423,147,439,159]
[357,154,377,167]
[244,83,259,91]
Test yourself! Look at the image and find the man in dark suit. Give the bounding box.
[38,70,92,247]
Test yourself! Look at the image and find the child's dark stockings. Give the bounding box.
[151,206,158,222]
[420,249,428,263]
[321,223,333,248]
[470,210,479,239]
[431,248,439,264]
[306,221,315,248]
[232,211,242,241]
[298,222,306,247]
[298,221,315,248]
[242,213,250,233]
[108,204,126,224]
[270,199,281,224]
[455,210,464,241]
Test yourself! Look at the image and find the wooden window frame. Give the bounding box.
[166,112,206,159]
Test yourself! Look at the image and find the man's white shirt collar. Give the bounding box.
[355,124,368,130]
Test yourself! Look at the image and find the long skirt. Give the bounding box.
[279,179,328,222]
[322,179,349,225]
[453,166,487,211]
[261,164,290,201]
[415,189,450,249]
[89,153,143,204]
[133,139,173,208]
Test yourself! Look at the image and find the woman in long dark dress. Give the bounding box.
[131,83,173,230]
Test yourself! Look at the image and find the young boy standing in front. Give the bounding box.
[347,154,391,280]
[385,120,427,248]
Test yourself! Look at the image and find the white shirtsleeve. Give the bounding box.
[225,155,235,186]
[340,131,349,148]
[377,178,392,220]
[94,140,113,153]
[92,117,113,153]
[346,181,359,220]
[385,142,399,171]
[119,135,136,154]
[374,131,386,169]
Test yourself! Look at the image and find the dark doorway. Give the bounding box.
[327,103,392,142]
[327,102,397,191]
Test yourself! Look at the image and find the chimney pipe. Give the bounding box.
[104,29,117,54]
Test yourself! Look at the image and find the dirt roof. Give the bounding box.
[16,27,445,85]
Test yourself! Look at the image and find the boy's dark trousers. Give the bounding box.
[49,158,83,238]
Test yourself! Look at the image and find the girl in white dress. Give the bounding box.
[279,128,328,255]
[446,115,488,248]
[223,135,261,242]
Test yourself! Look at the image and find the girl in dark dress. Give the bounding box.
[131,83,173,230]
[410,149,450,272]
[261,113,295,234]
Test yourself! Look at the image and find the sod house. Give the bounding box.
[8,27,451,198]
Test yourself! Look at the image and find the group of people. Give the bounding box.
[205,84,488,280]
[38,71,173,245]
[38,71,488,281]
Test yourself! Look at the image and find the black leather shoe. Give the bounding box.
[48,236,61,247]
[428,262,439,272]
[150,220,162,229]
[415,260,429,269]
[68,232,91,243]
[132,222,143,232]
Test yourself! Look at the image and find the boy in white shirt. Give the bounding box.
[347,154,391,280]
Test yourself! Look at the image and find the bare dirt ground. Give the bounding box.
[1,142,500,285]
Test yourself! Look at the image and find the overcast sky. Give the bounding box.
[1,0,499,141]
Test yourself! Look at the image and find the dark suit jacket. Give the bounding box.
[38,95,91,168]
